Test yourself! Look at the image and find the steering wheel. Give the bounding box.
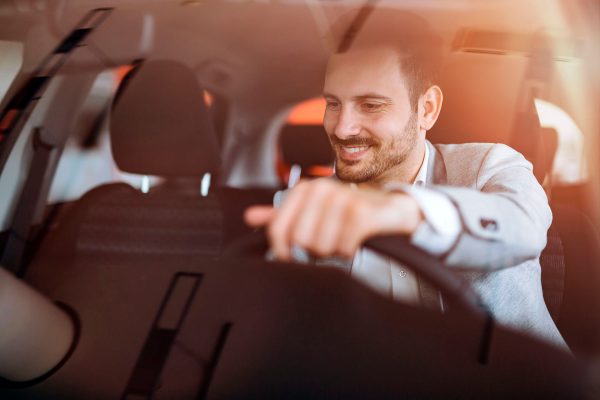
[225,229,488,320]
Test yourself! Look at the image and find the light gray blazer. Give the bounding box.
[275,140,566,348]
[418,140,566,348]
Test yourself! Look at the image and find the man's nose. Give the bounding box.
[333,107,361,139]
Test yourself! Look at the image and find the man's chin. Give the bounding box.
[335,163,373,184]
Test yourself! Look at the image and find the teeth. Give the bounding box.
[343,146,368,154]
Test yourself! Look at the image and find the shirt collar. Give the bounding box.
[413,142,429,187]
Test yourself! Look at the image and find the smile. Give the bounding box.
[343,146,369,154]
[339,145,371,161]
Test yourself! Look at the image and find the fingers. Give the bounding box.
[338,203,369,258]
[310,190,350,257]
[292,180,334,251]
[253,179,424,262]
[244,205,276,228]
[268,181,311,261]
[271,179,357,260]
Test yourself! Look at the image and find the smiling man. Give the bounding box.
[245,16,566,348]
[324,47,426,186]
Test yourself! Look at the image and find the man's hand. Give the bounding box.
[244,179,424,261]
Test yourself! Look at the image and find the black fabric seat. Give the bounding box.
[279,124,333,171]
[427,55,600,356]
[277,124,334,186]
[542,203,600,357]
[27,60,249,275]
[82,60,223,259]
[70,184,223,257]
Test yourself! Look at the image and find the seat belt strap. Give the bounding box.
[1,128,54,276]
[0,8,116,276]
[509,34,554,183]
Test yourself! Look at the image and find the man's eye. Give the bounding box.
[326,101,340,110]
[361,103,384,112]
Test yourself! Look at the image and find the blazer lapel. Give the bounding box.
[418,140,447,311]
[426,139,447,186]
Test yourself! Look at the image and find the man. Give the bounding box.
[245,16,566,348]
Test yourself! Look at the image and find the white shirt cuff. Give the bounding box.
[385,184,462,256]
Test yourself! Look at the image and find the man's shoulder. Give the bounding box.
[432,143,524,165]
[428,141,528,185]
[431,141,522,159]
[432,141,491,156]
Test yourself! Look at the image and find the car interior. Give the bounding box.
[0,0,599,398]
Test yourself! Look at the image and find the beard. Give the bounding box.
[330,112,419,184]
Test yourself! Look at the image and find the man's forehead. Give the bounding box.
[324,46,409,99]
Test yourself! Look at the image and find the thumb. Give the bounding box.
[244,205,277,228]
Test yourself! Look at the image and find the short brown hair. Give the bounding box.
[331,9,443,110]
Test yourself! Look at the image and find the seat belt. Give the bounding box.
[510,35,567,324]
[1,128,55,276]
[509,33,554,184]
[0,8,115,276]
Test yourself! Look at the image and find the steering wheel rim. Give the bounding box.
[225,229,487,319]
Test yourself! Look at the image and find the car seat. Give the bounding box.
[545,204,600,357]
[430,50,600,357]
[276,124,334,187]
[26,59,228,274]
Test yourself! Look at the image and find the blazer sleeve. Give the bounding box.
[416,143,552,271]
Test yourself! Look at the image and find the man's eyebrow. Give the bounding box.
[322,93,393,103]
[353,94,393,102]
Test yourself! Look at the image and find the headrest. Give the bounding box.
[428,54,526,145]
[428,54,554,184]
[279,125,333,168]
[110,60,220,177]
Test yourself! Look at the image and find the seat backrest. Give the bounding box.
[546,204,600,357]
[429,52,555,185]
[279,124,333,170]
[431,51,600,356]
[539,224,565,324]
[29,60,227,272]
[277,124,334,186]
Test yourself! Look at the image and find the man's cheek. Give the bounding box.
[322,115,336,136]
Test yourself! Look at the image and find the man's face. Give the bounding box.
[323,46,421,184]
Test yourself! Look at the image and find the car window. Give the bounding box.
[534,98,587,185]
[0,40,23,107]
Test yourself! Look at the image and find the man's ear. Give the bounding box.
[418,85,443,132]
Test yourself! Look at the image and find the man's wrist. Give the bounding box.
[381,184,462,256]
[385,193,424,235]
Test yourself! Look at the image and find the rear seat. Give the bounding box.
[277,124,334,186]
